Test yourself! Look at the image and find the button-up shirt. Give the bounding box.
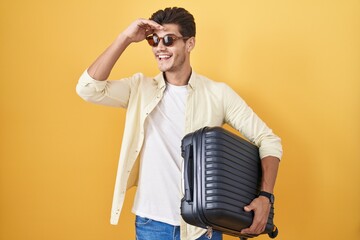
[76,70,283,239]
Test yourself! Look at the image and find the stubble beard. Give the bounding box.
[158,54,187,74]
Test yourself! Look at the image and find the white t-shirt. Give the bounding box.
[132,82,188,226]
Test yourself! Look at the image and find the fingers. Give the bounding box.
[244,204,254,212]
[136,19,164,35]
[241,217,266,236]
[240,198,271,235]
[122,19,165,43]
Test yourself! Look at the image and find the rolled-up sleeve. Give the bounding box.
[223,84,283,160]
[76,70,136,108]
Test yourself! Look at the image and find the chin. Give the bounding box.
[157,65,171,73]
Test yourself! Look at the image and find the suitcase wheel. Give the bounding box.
[239,238,248,240]
[268,225,278,239]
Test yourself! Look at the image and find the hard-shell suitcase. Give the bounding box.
[180,126,278,239]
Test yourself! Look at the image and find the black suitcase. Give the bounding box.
[180,126,278,239]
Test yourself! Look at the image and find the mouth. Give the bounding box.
[156,53,172,62]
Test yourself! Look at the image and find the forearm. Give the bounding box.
[87,33,132,81]
[241,156,280,235]
[260,156,280,193]
[86,19,164,81]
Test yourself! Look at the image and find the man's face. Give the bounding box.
[150,24,190,73]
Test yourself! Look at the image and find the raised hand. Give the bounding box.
[122,18,164,43]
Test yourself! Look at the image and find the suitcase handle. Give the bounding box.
[183,144,193,202]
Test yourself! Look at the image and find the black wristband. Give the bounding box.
[258,191,275,204]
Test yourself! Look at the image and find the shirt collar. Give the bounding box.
[153,71,197,90]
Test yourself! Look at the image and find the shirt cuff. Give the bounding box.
[78,69,108,92]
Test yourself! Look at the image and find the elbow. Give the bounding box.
[76,70,108,103]
[75,83,88,101]
[75,83,98,102]
[257,135,283,160]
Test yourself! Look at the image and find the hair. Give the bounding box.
[149,7,196,37]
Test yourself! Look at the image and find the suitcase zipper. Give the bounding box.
[205,227,213,239]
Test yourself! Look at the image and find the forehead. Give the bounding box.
[153,23,181,36]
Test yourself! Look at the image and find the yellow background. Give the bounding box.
[1,0,359,239]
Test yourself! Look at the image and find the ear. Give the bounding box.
[186,37,196,52]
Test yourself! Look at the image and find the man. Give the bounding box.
[76,7,282,240]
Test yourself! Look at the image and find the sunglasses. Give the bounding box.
[146,34,189,47]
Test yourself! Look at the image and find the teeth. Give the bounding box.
[158,55,170,59]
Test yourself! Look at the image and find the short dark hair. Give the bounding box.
[149,7,196,37]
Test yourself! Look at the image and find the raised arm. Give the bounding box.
[87,19,164,81]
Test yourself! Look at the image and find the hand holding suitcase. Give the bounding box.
[180,127,278,239]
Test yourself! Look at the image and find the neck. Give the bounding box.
[164,65,192,86]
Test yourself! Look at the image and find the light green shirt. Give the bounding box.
[76,70,282,239]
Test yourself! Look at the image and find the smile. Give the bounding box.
[156,53,172,61]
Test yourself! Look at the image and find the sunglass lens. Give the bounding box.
[146,35,157,47]
[152,35,160,46]
[163,35,174,46]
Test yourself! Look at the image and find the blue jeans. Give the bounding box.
[135,216,223,240]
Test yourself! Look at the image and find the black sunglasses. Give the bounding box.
[146,34,189,47]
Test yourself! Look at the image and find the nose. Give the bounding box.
[155,39,167,50]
